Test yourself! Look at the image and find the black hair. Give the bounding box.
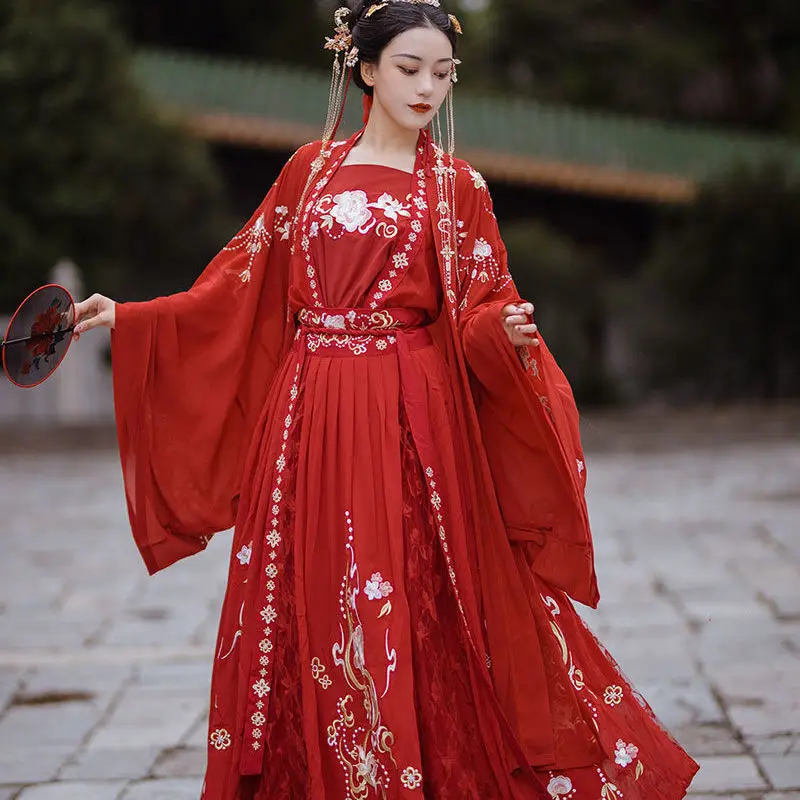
[348,1,459,96]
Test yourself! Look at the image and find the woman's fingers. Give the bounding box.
[74,311,109,334]
[501,301,538,346]
[73,294,116,334]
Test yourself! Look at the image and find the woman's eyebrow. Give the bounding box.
[390,54,454,63]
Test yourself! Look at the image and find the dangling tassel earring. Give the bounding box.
[432,60,458,155]
[445,82,456,156]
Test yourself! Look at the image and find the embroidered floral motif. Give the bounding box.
[400,766,423,790]
[322,313,347,330]
[364,572,394,601]
[224,211,272,284]
[209,728,231,751]
[467,166,488,190]
[330,190,374,233]
[393,252,409,270]
[599,773,621,800]
[327,512,398,797]
[604,685,624,706]
[372,192,412,222]
[547,775,574,797]
[306,332,397,357]
[615,739,639,767]
[241,358,302,756]
[311,657,334,690]
[472,238,493,260]
[274,205,291,241]
[236,544,252,565]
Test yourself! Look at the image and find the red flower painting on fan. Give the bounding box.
[20,300,68,375]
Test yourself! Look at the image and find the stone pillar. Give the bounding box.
[49,259,111,423]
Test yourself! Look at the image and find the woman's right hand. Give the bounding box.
[74,294,117,335]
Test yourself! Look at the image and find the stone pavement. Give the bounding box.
[0,416,799,799]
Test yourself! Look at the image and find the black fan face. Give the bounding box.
[2,285,75,388]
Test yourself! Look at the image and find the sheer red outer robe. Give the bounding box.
[111,131,698,799]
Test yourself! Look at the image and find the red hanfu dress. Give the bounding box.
[110,131,699,800]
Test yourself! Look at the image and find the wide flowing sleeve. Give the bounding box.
[111,145,312,575]
[455,163,599,607]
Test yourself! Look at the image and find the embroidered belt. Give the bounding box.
[296,306,430,356]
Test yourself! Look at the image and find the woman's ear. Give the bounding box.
[360,61,376,87]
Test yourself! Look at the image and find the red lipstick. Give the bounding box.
[409,103,432,114]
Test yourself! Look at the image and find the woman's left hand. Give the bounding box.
[501,302,540,347]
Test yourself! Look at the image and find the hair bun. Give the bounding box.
[348,0,371,22]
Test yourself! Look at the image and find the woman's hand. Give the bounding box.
[501,302,539,347]
[73,294,116,336]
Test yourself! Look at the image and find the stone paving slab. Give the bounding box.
[0,422,799,797]
[16,782,128,800]
[687,755,768,793]
[120,778,204,800]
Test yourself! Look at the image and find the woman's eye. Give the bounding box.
[436,72,450,80]
[399,67,417,76]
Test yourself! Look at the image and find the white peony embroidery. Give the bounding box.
[547,775,573,797]
[472,238,493,260]
[330,190,373,232]
[364,572,394,601]
[322,314,347,330]
[614,739,639,767]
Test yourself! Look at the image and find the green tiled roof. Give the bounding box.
[132,48,800,200]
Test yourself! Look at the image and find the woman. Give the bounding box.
[75,1,699,797]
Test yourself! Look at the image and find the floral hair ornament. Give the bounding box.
[365,3,389,16]
[364,0,444,18]
[322,7,359,142]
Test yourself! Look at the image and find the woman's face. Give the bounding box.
[362,25,455,132]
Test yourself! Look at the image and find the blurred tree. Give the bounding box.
[489,0,800,134]
[108,0,330,68]
[628,163,800,400]
[503,219,613,404]
[0,0,229,310]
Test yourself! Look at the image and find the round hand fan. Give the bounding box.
[1,284,76,388]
